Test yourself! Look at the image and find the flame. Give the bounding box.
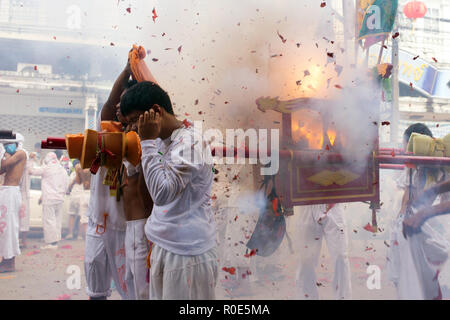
[327,130,336,146]
[291,109,323,149]
[291,109,340,149]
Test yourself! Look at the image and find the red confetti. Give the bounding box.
[16,89,20,93]
[52,36,56,40]
[409,82,413,90]
[182,119,192,128]
[244,249,258,258]
[277,30,287,43]
[234,216,238,221]
[320,2,326,7]
[325,144,330,151]
[194,99,198,105]
[152,58,159,62]
[363,223,377,233]
[152,7,158,22]
[432,57,438,63]
[334,84,343,89]
[110,42,115,46]
[381,121,390,126]
[178,45,182,54]
[26,250,40,256]
[413,55,419,60]
[34,66,37,71]
[327,52,334,58]
[392,32,400,39]
[126,7,131,13]
[222,267,236,275]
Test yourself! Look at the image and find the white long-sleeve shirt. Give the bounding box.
[29,162,69,206]
[141,122,217,255]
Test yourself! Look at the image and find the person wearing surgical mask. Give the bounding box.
[0,141,26,273]
[29,152,69,249]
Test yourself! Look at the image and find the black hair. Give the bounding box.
[403,123,433,144]
[127,79,138,88]
[120,81,173,116]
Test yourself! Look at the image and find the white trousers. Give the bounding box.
[0,186,22,259]
[295,205,352,300]
[149,244,218,300]
[42,202,63,244]
[84,218,129,299]
[125,219,150,300]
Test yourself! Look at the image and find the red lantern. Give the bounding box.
[403,1,427,20]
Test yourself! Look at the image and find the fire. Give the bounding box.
[291,109,339,150]
[327,130,336,146]
[291,109,324,149]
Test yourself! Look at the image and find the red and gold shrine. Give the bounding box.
[256,96,380,212]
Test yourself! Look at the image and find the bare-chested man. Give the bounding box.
[0,142,26,273]
[118,109,154,300]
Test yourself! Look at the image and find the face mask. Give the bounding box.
[4,143,17,155]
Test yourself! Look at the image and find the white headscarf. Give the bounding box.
[44,152,60,166]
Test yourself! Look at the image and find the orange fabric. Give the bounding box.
[80,129,99,170]
[128,45,154,83]
[102,132,125,168]
[65,134,84,159]
[125,131,142,166]
[101,121,124,133]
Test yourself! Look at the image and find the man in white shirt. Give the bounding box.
[120,81,218,300]
[29,152,69,250]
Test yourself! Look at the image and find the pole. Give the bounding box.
[391,19,400,146]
